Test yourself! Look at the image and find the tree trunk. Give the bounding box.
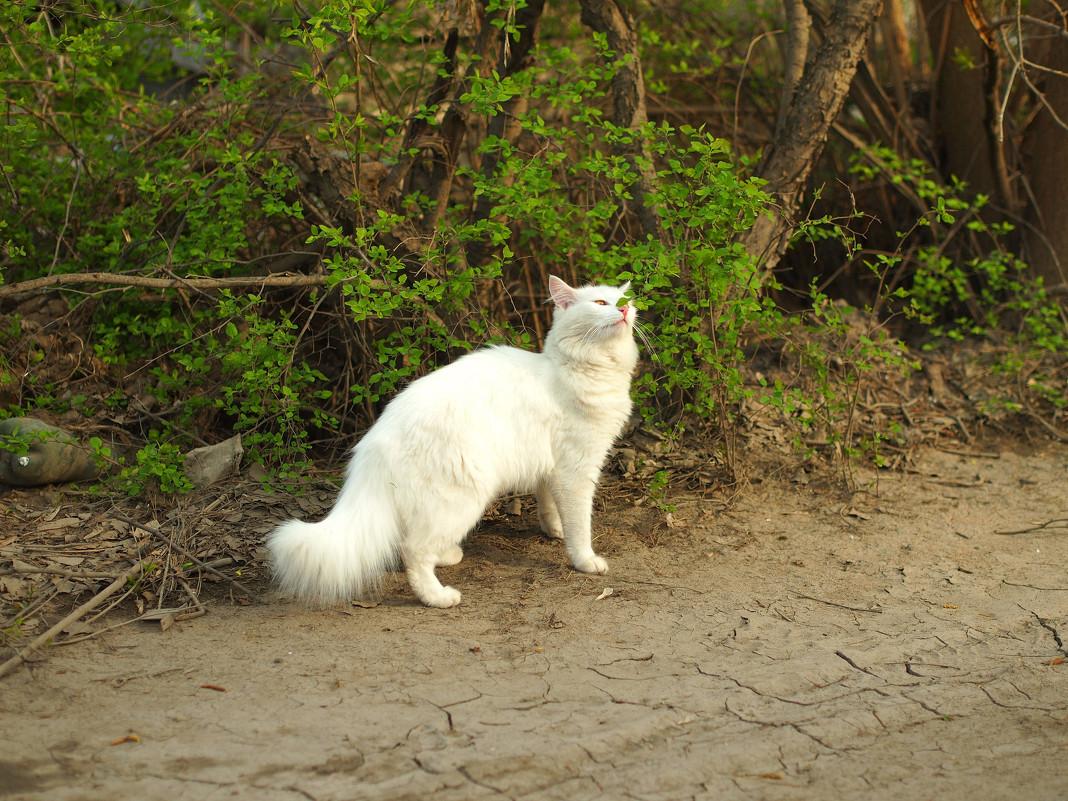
[468,0,548,266]
[775,0,811,142]
[918,0,1011,208]
[381,1,547,235]
[737,0,883,272]
[579,0,664,244]
[1021,35,1068,291]
[880,0,912,112]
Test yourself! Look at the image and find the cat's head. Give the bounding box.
[547,275,636,347]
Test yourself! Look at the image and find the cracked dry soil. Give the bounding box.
[3,441,1067,801]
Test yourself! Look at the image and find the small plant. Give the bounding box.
[118,439,193,496]
[646,468,677,514]
[850,145,1067,413]
[125,563,160,594]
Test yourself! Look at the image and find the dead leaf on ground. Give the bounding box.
[37,517,84,532]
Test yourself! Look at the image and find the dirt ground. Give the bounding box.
[2,437,1067,801]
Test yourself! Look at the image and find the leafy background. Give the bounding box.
[1,0,1065,495]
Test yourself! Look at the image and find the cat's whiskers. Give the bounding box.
[570,308,652,358]
[632,321,658,361]
[579,326,602,352]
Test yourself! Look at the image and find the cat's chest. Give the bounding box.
[549,369,631,421]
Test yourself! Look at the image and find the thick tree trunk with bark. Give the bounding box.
[579,0,664,245]
[1022,31,1068,290]
[737,0,883,272]
[775,0,811,142]
[919,0,1012,210]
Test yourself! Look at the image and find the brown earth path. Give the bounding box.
[2,442,1066,800]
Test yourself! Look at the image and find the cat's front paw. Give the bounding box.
[422,585,462,608]
[574,554,608,574]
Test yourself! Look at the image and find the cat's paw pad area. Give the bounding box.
[436,545,464,567]
[574,555,608,574]
[538,513,564,539]
[423,586,462,608]
[541,524,564,540]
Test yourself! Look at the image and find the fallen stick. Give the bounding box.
[0,270,335,299]
[793,590,882,614]
[5,566,126,580]
[0,562,143,679]
[995,517,1068,536]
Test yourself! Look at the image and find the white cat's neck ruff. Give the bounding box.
[542,275,638,422]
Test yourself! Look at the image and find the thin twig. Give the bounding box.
[108,513,265,603]
[793,590,882,614]
[0,586,59,631]
[1025,412,1068,443]
[53,604,200,646]
[48,161,82,276]
[995,518,1068,535]
[176,576,208,622]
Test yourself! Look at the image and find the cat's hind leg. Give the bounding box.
[436,545,463,566]
[404,554,462,608]
[401,495,481,607]
[535,480,564,539]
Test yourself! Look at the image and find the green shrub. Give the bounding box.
[3,1,1062,498]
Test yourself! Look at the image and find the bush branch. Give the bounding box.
[0,271,341,300]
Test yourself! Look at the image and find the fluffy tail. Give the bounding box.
[266,464,399,603]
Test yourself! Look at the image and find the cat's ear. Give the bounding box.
[548,275,577,309]
[620,281,631,294]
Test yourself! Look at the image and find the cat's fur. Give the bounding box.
[267,275,639,608]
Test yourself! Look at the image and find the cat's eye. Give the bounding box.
[593,299,608,306]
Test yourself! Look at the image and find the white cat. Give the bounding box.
[267,275,639,607]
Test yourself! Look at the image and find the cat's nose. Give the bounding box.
[620,306,629,321]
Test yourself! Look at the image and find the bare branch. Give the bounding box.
[0,270,348,300]
[990,13,1068,42]
[0,562,144,679]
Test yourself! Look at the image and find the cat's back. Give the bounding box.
[363,344,557,485]
[418,344,544,394]
[378,343,550,424]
